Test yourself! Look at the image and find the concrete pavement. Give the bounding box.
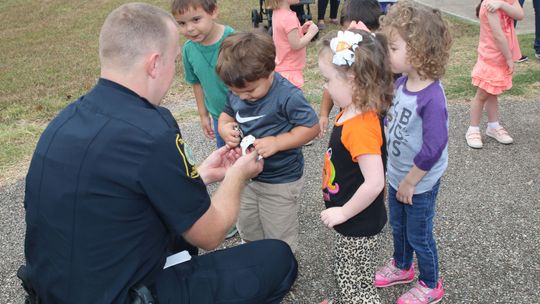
[417,0,536,34]
[310,0,537,34]
[1,0,538,302]
[2,99,539,303]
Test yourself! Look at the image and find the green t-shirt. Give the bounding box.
[182,26,234,119]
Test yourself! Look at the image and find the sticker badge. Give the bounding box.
[175,134,199,179]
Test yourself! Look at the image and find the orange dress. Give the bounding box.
[471,0,521,95]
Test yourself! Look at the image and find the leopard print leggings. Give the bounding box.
[332,232,381,304]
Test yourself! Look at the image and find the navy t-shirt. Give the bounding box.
[223,73,318,183]
[24,79,210,303]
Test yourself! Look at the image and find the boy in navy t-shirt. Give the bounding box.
[216,31,319,252]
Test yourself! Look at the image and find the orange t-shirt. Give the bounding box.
[335,111,382,161]
[322,110,387,237]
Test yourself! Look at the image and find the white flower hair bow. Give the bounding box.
[330,31,363,66]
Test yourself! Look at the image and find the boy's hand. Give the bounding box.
[397,179,415,205]
[222,122,242,148]
[200,115,215,140]
[253,136,279,159]
[320,207,347,228]
[318,116,329,139]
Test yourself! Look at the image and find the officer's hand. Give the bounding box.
[199,146,242,185]
[230,150,264,180]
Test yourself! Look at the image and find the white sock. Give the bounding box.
[487,121,500,129]
[467,126,480,133]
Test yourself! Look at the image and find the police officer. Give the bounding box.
[22,3,297,303]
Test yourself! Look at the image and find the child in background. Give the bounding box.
[317,0,341,29]
[378,0,398,14]
[268,0,319,88]
[172,0,238,239]
[216,31,319,253]
[318,29,394,304]
[465,0,524,149]
[513,0,528,63]
[376,1,452,303]
[173,0,233,148]
[318,0,382,138]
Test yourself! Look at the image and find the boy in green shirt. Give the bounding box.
[172,0,234,148]
[172,0,237,238]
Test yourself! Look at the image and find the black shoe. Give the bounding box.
[515,55,528,63]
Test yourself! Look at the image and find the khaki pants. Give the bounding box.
[237,177,304,252]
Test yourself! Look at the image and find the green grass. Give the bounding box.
[442,15,540,101]
[1,0,539,179]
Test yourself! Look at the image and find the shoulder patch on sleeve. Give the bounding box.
[175,134,199,179]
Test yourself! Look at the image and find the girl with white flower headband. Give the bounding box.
[318,29,393,304]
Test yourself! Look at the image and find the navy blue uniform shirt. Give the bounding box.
[24,79,210,303]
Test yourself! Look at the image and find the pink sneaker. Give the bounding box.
[465,129,483,149]
[397,280,444,304]
[486,126,513,144]
[374,259,415,288]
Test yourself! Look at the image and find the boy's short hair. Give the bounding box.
[340,0,381,31]
[216,31,276,88]
[171,0,217,15]
[381,0,452,80]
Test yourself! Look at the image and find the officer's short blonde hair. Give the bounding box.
[99,3,177,71]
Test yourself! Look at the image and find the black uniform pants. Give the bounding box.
[154,239,297,303]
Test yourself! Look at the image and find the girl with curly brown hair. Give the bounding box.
[375,1,452,303]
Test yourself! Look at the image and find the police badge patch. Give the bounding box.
[175,134,199,179]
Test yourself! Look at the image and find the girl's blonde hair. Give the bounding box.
[266,0,281,10]
[319,30,394,114]
[380,0,452,80]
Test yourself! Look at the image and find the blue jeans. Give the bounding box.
[213,116,225,148]
[519,0,540,53]
[389,180,441,288]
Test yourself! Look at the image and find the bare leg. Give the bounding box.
[485,94,499,123]
[484,93,513,144]
[470,87,491,126]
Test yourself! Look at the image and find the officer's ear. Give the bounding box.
[145,52,161,79]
